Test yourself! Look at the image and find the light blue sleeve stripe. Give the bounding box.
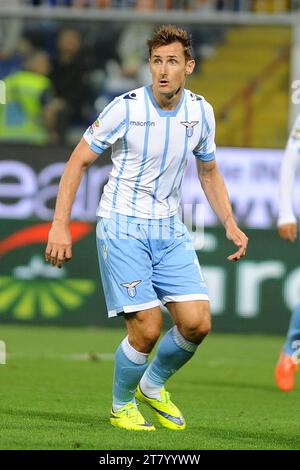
[195,99,211,156]
[112,99,130,209]
[200,99,210,135]
[91,98,125,154]
[200,100,209,155]
[152,116,170,216]
[131,88,150,214]
[168,99,189,210]
[90,142,107,154]
[194,151,215,161]
[103,119,126,143]
[91,120,125,153]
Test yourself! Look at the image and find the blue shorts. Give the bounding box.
[96,213,209,318]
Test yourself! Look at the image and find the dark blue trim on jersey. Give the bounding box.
[152,116,170,216]
[146,86,185,117]
[194,151,215,161]
[132,88,151,213]
[112,100,130,209]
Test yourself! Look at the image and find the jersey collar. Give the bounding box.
[146,85,185,117]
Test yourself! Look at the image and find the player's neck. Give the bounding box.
[152,86,183,111]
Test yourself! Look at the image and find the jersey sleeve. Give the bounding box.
[193,101,216,162]
[83,97,126,155]
[278,114,300,226]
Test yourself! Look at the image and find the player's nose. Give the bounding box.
[159,63,167,75]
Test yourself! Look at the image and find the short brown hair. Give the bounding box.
[148,24,194,61]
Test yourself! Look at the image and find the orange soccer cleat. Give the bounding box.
[275,351,298,392]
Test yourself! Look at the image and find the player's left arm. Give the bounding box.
[197,158,248,261]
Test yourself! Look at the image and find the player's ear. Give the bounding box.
[185,59,195,75]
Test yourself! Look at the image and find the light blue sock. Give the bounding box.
[284,304,300,356]
[141,326,198,395]
[113,336,148,411]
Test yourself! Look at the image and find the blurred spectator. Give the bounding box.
[50,28,94,142]
[95,23,152,109]
[29,1,73,5]
[72,0,111,6]
[216,0,247,10]
[195,0,215,10]
[0,51,61,144]
[8,0,300,9]
[28,0,112,5]
[116,23,152,82]
[0,0,25,78]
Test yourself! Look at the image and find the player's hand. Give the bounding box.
[225,219,248,262]
[45,221,72,269]
[278,223,297,242]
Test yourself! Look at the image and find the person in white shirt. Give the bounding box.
[45,24,248,431]
[275,113,300,392]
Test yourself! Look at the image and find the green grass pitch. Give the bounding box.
[0,325,299,450]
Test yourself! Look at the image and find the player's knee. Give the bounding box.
[179,317,211,344]
[194,318,211,340]
[131,327,161,353]
[144,327,162,348]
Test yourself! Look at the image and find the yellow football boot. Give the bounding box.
[110,402,155,431]
[136,385,186,430]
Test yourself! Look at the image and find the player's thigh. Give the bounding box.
[152,220,208,303]
[166,300,211,342]
[96,216,159,316]
[124,307,164,352]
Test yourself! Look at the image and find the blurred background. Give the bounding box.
[1,0,300,334]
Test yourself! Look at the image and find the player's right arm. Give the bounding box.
[45,138,99,268]
[278,114,300,242]
[46,96,126,267]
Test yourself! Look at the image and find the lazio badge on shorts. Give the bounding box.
[180,121,199,138]
[121,280,141,298]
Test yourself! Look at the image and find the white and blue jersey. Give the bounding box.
[84,86,214,316]
[83,85,216,219]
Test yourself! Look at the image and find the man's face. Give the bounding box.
[149,42,195,98]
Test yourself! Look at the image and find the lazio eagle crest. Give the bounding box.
[180,121,199,138]
[121,280,141,298]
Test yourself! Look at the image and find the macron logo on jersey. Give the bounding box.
[130,121,155,127]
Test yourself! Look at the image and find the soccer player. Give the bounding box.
[275,112,300,392]
[45,25,248,431]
